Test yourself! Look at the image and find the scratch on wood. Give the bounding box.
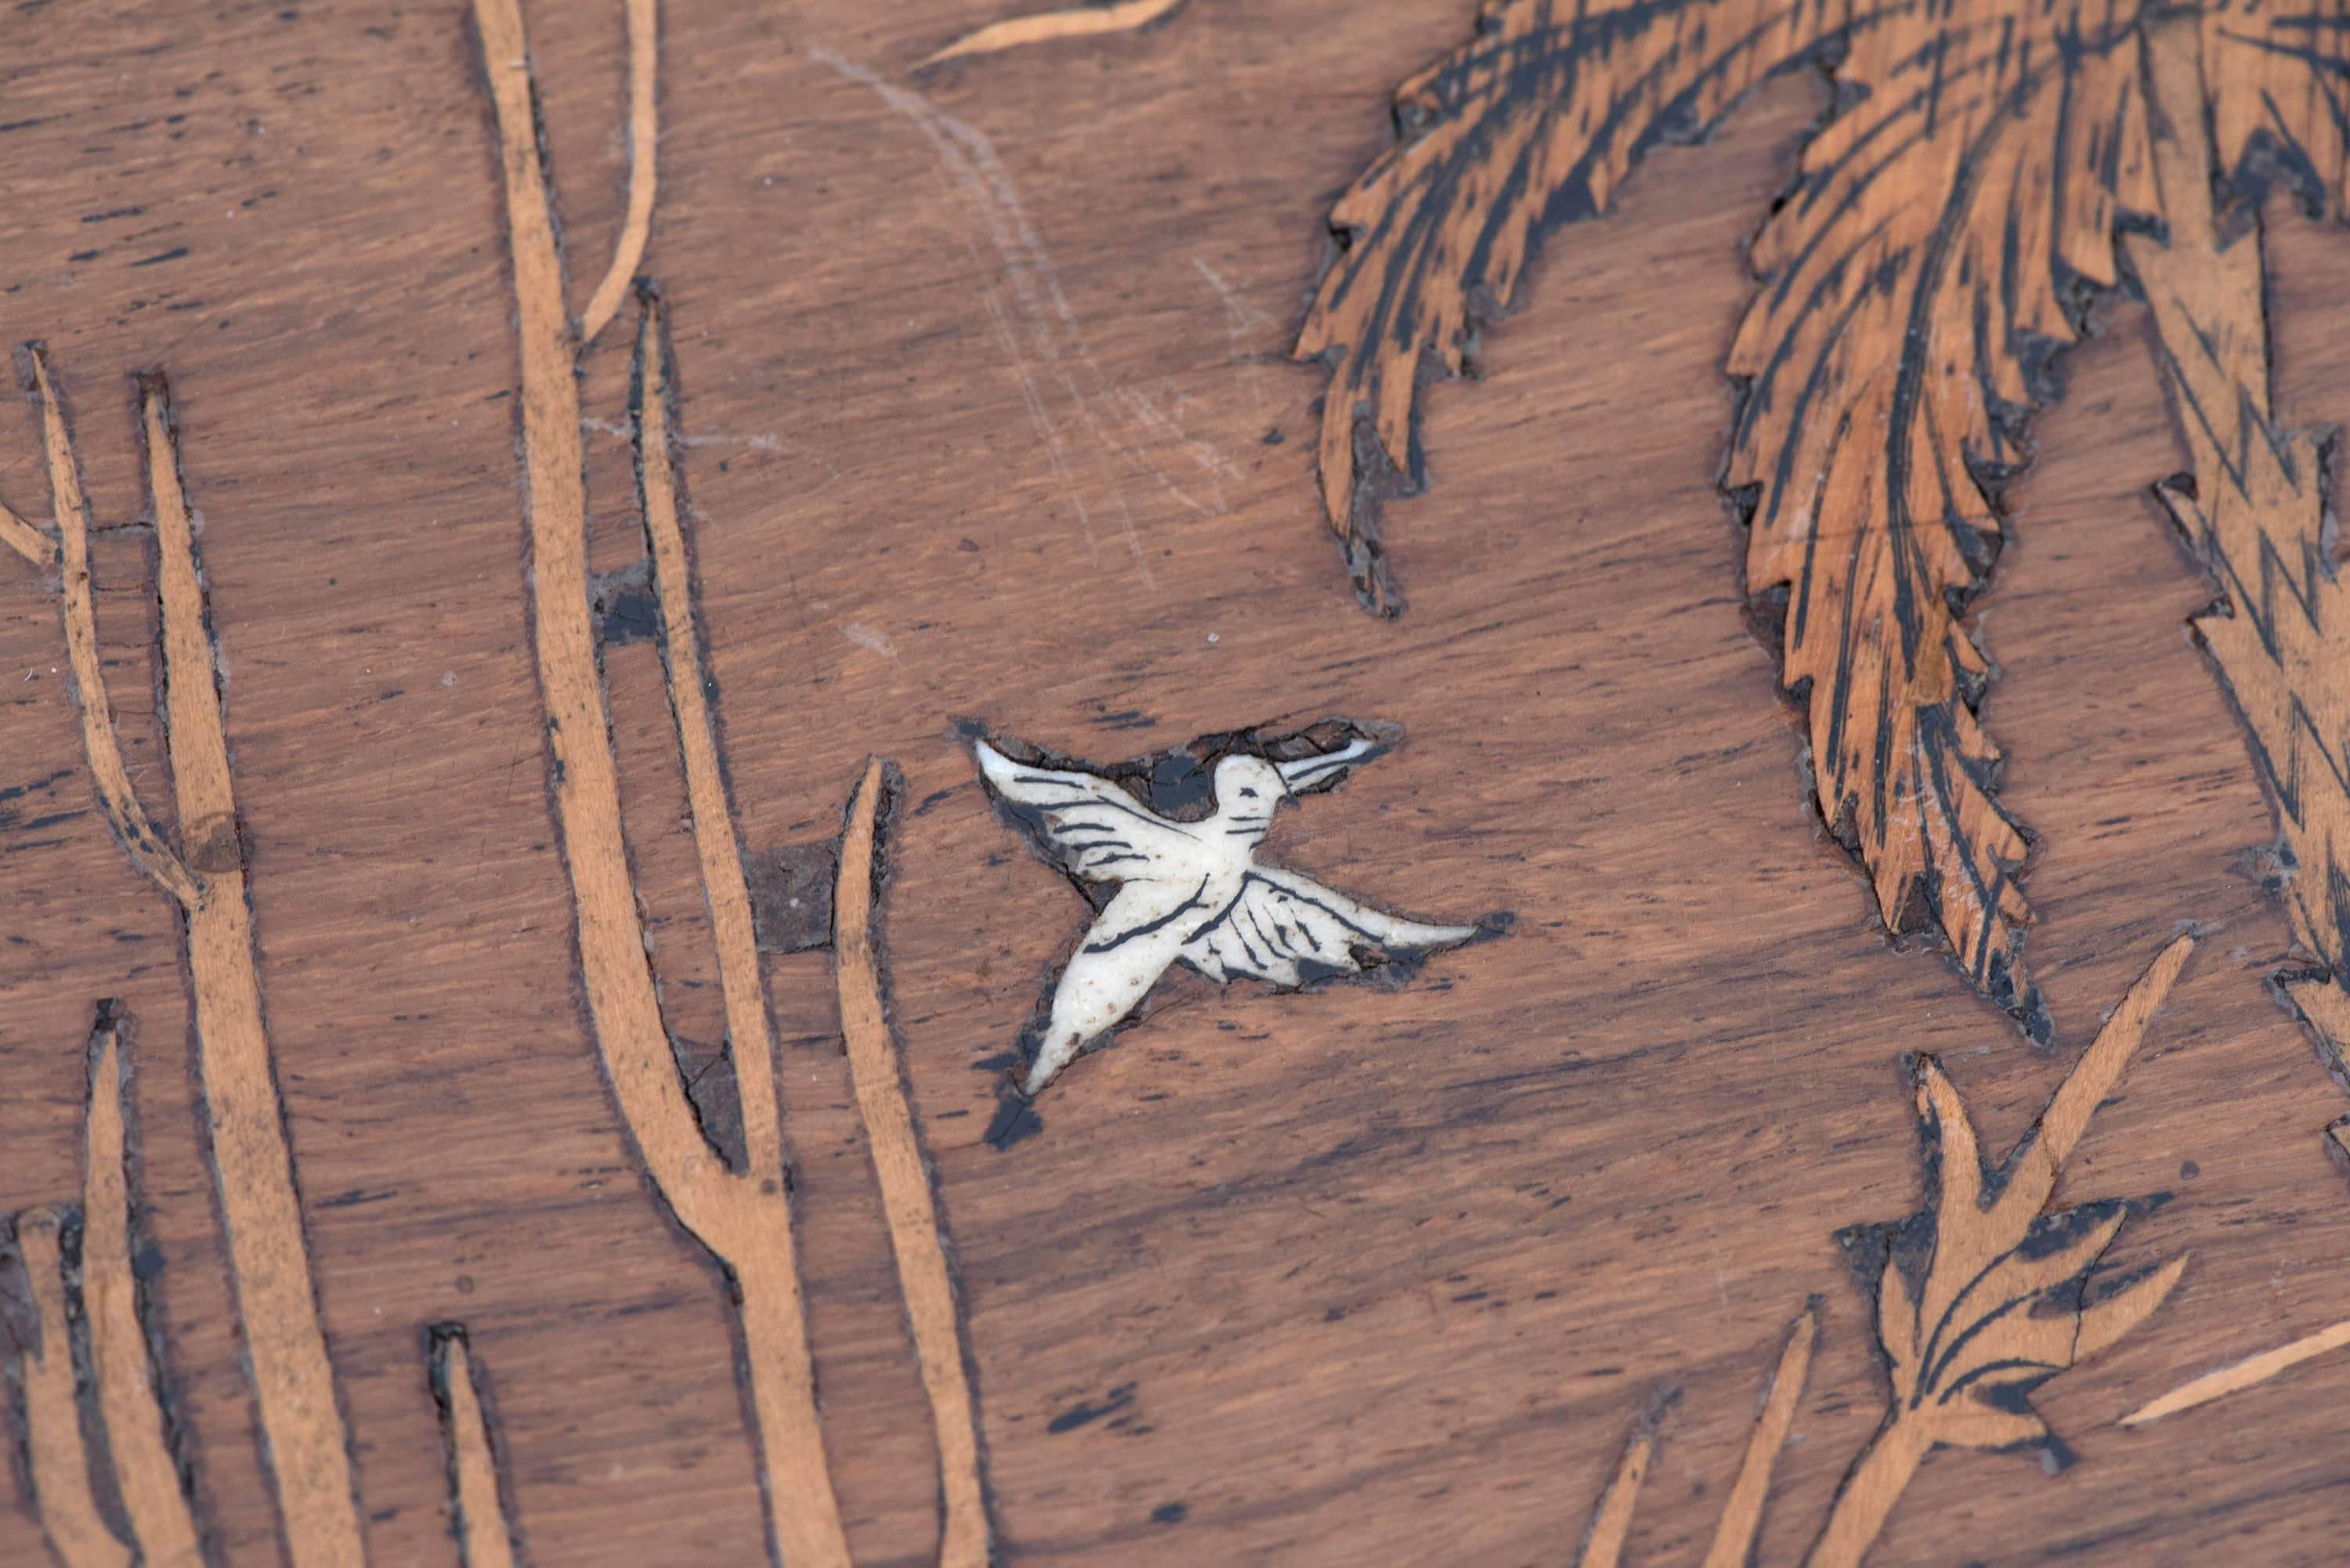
[816,49,1238,573]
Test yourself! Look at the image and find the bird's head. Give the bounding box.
[1211,754,1290,839]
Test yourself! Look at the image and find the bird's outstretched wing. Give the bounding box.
[1275,737,1379,796]
[1181,866,1476,987]
[975,739,1200,885]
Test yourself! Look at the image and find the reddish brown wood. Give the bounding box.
[1,5,2348,1567]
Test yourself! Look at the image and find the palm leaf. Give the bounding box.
[2201,0,2350,215]
[2129,13,2350,1085]
[1292,0,1842,612]
[1730,5,2157,1031]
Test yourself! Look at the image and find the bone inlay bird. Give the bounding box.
[975,731,1480,1098]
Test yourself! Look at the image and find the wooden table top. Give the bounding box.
[4,2,2348,1565]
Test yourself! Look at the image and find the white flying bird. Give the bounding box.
[975,733,1480,1098]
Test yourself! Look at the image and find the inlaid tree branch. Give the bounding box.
[833,760,993,1568]
[1294,2,2350,1038]
[1568,1307,1814,1568]
[472,5,990,1563]
[3,354,363,1567]
[471,4,849,1557]
[2,1006,203,1568]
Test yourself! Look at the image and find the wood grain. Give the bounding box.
[3,4,2350,1566]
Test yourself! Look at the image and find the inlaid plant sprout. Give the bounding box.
[916,0,1186,68]
[425,1324,527,1568]
[2,1005,204,1568]
[2,1025,530,1568]
[1,355,365,1567]
[471,3,989,1564]
[1573,935,2193,1568]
